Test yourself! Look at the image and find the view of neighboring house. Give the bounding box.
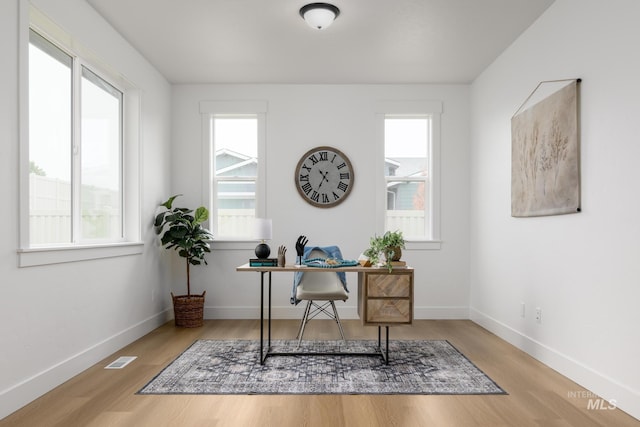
[215,148,257,210]
[385,158,428,236]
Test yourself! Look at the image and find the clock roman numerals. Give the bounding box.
[301,182,312,195]
[307,151,330,166]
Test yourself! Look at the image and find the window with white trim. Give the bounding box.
[201,101,267,241]
[212,115,258,239]
[377,102,442,243]
[28,29,124,245]
[19,10,141,266]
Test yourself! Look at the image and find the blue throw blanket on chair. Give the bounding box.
[290,245,348,305]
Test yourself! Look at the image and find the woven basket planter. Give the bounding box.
[171,291,206,328]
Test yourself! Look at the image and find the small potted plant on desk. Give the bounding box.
[363,230,406,272]
[154,194,214,327]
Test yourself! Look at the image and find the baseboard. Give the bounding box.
[470,307,640,421]
[205,305,469,320]
[414,306,469,319]
[0,309,171,420]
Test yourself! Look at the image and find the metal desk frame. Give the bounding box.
[237,264,395,365]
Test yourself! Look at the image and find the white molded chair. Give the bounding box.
[295,249,348,345]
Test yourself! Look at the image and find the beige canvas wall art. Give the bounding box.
[511,80,580,217]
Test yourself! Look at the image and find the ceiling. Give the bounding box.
[86,0,555,85]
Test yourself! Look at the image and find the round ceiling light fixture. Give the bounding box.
[299,3,340,30]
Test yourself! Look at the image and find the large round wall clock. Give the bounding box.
[294,146,354,208]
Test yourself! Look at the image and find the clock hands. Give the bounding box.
[318,169,330,189]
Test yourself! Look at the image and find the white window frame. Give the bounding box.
[17,5,142,267]
[200,101,268,249]
[376,101,442,250]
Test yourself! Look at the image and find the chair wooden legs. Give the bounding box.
[296,301,313,346]
[296,300,346,346]
[330,300,346,340]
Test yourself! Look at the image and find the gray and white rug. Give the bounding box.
[138,339,505,395]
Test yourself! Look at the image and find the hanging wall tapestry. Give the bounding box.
[511,79,581,217]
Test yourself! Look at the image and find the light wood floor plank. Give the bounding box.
[1,320,638,427]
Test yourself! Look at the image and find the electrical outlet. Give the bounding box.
[535,307,542,323]
[520,303,526,318]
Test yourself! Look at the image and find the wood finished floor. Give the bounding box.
[1,319,638,427]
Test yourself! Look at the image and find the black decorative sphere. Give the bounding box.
[255,243,271,259]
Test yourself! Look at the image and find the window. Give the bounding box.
[28,29,123,245]
[201,101,267,241]
[19,10,142,266]
[213,116,258,239]
[28,30,73,244]
[80,67,123,241]
[377,102,442,245]
[385,116,430,238]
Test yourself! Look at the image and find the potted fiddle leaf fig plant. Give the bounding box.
[363,230,406,272]
[154,194,214,327]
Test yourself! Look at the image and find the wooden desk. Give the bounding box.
[236,263,414,364]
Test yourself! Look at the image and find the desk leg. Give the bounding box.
[260,272,265,364]
[259,271,272,365]
[377,326,390,365]
[268,271,272,349]
[385,326,389,364]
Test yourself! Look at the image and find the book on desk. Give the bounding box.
[390,260,407,268]
[249,258,278,267]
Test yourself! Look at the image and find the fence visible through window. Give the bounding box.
[384,115,431,239]
[29,175,120,244]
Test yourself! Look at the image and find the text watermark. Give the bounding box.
[567,390,617,411]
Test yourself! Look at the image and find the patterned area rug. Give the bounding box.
[138,339,505,395]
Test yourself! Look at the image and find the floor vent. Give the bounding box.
[105,356,137,369]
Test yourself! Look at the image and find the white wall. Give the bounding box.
[469,0,640,419]
[0,0,172,419]
[171,84,471,320]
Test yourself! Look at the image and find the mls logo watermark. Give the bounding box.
[568,390,617,411]
[586,398,617,411]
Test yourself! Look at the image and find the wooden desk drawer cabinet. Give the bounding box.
[358,270,413,326]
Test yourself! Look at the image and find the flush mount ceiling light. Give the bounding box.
[299,3,340,30]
